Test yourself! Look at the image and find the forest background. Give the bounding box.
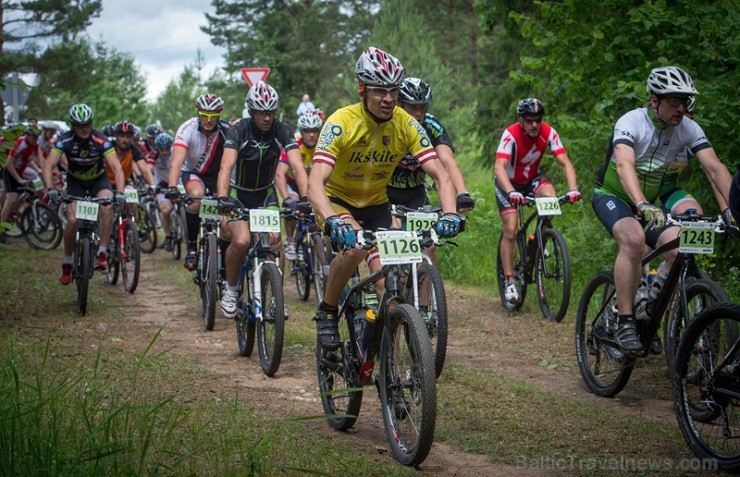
[2,0,738,298]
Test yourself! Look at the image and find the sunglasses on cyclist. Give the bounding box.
[662,96,691,108]
[365,86,400,99]
[198,112,221,120]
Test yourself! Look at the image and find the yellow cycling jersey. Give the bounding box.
[279,136,314,183]
[314,102,436,208]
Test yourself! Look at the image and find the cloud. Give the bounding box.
[86,1,225,101]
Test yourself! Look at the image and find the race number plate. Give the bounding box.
[535,197,562,216]
[199,199,220,220]
[679,222,715,254]
[124,189,139,203]
[75,201,99,221]
[405,212,437,232]
[249,209,280,233]
[376,230,422,265]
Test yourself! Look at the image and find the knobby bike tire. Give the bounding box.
[536,228,572,322]
[672,302,740,471]
[664,278,729,375]
[294,238,311,301]
[136,204,157,253]
[171,206,187,260]
[311,234,331,306]
[379,303,436,466]
[20,202,63,250]
[575,270,635,397]
[106,232,120,285]
[75,236,92,316]
[201,234,218,331]
[257,262,285,377]
[236,270,256,357]
[496,233,526,311]
[404,263,448,379]
[121,219,140,293]
[316,299,363,431]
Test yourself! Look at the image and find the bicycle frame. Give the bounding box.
[515,197,564,283]
[239,231,278,323]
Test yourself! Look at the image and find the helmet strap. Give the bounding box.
[649,98,669,130]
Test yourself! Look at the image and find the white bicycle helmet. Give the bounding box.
[399,77,432,104]
[245,81,279,111]
[68,103,94,125]
[355,46,405,87]
[687,96,696,113]
[297,112,323,130]
[646,66,699,96]
[195,93,225,112]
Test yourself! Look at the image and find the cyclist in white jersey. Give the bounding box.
[592,66,733,352]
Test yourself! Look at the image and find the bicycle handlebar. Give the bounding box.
[60,195,115,206]
[523,194,570,206]
[665,212,737,235]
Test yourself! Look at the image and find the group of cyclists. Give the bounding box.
[2,46,740,465]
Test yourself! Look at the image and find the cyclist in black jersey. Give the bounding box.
[216,81,309,319]
[42,103,126,285]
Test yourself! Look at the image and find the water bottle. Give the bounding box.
[635,278,650,321]
[360,308,377,360]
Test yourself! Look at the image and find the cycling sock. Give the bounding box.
[63,256,73,265]
[97,246,107,255]
[186,210,199,244]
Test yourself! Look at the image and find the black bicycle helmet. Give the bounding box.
[517,98,545,117]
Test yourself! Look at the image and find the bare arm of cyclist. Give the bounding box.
[216,147,238,198]
[285,147,308,198]
[421,157,456,214]
[307,161,336,222]
[106,152,126,194]
[42,149,62,190]
[553,151,579,192]
[168,144,187,188]
[434,143,467,195]
[274,161,294,203]
[694,147,732,211]
[493,158,516,195]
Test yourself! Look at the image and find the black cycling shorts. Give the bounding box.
[387,184,429,210]
[66,174,113,198]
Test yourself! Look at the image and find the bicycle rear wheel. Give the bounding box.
[121,219,140,293]
[673,302,740,471]
[75,237,92,316]
[496,233,526,311]
[379,303,436,466]
[665,278,730,374]
[405,263,448,378]
[257,262,285,376]
[535,228,571,322]
[575,271,635,397]
[201,234,218,331]
[316,305,363,430]
[20,202,63,250]
[136,204,157,253]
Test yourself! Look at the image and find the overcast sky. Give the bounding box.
[85,1,227,101]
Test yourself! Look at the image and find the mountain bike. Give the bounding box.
[672,302,740,472]
[575,213,733,397]
[105,202,140,293]
[60,194,113,316]
[391,204,459,379]
[232,206,288,377]
[181,194,223,331]
[316,229,436,466]
[4,184,63,250]
[286,212,322,302]
[496,194,572,322]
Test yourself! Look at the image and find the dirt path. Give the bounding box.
[104,250,676,476]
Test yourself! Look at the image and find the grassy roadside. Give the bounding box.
[0,244,411,476]
[0,242,716,477]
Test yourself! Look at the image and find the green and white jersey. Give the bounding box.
[594,107,711,205]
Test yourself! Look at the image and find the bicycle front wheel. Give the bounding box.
[496,233,526,311]
[75,237,92,316]
[294,239,311,301]
[236,275,256,357]
[575,271,635,397]
[136,204,157,253]
[257,262,285,377]
[311,234,331,305]
[201,234,218,330]
[673,302,740,471]
[171,206,186,260]
[121,219,140,293]
[535,228,571,322]
[664,278,729,373]
[20,202,63,250]
[405,263,448,379]
[379,303,436,466]
[106,237,120,285]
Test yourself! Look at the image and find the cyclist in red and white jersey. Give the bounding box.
[494,98,580,306]
[165,93,231,270]
[1,123,41,243]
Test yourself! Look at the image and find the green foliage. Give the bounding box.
[25,38,148,127]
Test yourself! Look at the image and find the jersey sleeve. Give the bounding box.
[547,125,567,156]
[174,120,192,150]
[495,128,515,161]
[313,118,341,168]
[406,118,436,164]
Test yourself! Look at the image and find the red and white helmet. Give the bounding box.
[355,46,405,87]
[195,93,225,112]
[245,81,279,111]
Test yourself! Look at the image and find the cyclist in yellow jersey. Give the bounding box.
[276,111,323,260]
[308,46,461,351]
